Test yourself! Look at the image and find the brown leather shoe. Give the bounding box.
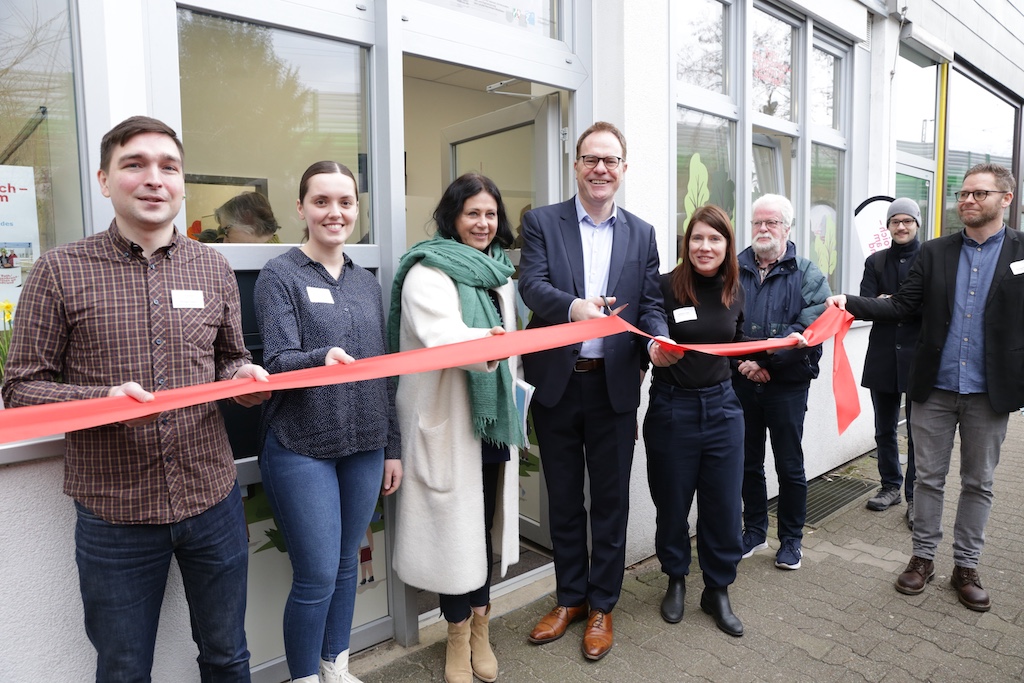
[527,604,588,644]
[895,555,935,595]
[951,566,991,612]
[582,609,613,661]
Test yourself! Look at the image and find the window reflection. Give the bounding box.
[810,143,842,293]
[894,49,937,159]
[675,0,727,95]
[0,0,84,299]
[895,172,931,237]
[943,69,1016,235]
[419,0,558,39]
[810,47,837,129]
[752,9,793,120]
[177,10,370,244]
[677,108,735,263]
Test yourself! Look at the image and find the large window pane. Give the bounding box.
[176,11,382,669]
[894,48,937,159]
[674,0,727,95]
[895,171,931,237]
[0,0,84,308]
[810,143,842,293]
[178,10,369,244]
[677,108,736,263]
[943,70,1017,235]
[810,47,838,129]
[752,8,793,120]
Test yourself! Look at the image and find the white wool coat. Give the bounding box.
[392,263,521,595]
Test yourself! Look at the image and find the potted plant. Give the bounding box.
[0,300,14,393]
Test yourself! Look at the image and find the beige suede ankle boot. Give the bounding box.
[470,605,498,682]
[444,618,473,683]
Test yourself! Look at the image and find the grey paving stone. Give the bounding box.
[353,416,1024,683]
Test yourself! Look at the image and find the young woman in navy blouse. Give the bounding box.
[644,204,803,638]
[254,161,402,683]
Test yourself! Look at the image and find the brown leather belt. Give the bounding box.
[573,357,605,373]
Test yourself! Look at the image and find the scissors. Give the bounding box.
[600,296,627,316]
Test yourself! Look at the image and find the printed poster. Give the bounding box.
[853,195,895,257]
[0,165,41,306]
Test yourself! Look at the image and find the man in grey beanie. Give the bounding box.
[858,198,922,526]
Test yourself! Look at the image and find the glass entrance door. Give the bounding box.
[441,94,560,549]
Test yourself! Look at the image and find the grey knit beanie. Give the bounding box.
[886,197,921,225]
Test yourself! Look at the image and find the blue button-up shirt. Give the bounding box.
[572,195,617,358]
[936,227,1005,394]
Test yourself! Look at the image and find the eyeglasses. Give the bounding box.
[954,189,1009,202]
[887,218,917,228]
[751,219,786,230]
[577,155,623,170]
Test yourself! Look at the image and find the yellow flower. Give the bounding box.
[3,310,9,324]
[0,300,12,315]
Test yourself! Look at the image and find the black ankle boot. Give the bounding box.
[700,587,743,637]
[660,576,685,623]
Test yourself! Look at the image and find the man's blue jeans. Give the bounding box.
[734,380,810,542]
[260,428,384,679]
[75,482,250,683]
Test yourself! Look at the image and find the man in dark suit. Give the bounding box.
[829,163,1024,612]
[518,122,677,660]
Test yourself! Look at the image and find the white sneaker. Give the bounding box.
[321,650,364,683]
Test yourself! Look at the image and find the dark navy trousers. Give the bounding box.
[733,379,810,542]
[531,367,635,613]
[643,379,744,589]
[871,389,916,500]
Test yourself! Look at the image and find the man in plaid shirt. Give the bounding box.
[3,116,270,682]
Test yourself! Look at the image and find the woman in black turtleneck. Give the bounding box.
[644,204,780,638]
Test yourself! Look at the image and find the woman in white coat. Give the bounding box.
[388,173,524,683]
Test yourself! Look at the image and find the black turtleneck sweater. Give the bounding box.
[652,271,746,390]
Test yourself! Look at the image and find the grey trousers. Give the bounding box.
[909,390,1008,568]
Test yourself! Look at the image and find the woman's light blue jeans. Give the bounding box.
[260,428,384,679]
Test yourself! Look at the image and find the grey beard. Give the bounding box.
[753,239,783,262]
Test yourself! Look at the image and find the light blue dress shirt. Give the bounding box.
[935,227,1005,394]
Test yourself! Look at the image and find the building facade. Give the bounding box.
[1,0,1021,680]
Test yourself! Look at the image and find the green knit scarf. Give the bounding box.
[389,236,525,448]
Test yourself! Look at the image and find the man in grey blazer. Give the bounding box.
[518,122,677,660]
[829,163,1024,612]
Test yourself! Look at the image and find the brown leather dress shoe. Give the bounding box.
[528,604,588,644]
[582,609,613,661]
[895,555,935,595]
[951,566,991,612]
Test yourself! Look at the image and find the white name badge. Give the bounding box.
[673,306,698,323]
[171,290,205,308]
[1010,259,1024,276]
[307,286,335,304]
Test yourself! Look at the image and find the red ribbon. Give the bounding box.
[0,306,858,445]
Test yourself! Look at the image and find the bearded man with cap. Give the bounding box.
[859,198,922,526]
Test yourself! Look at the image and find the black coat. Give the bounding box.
[859,239,921,393]
[846,228,1024,413]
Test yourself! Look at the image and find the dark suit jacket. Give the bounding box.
[518,198,669,413]
[846,227,1024,413]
